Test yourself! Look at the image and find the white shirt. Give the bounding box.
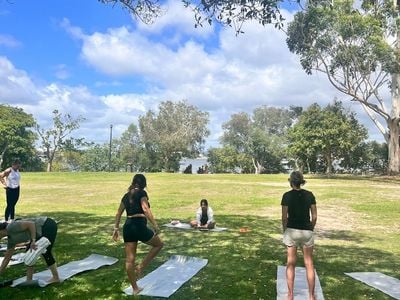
[6,168,20,188]
[196,206,214,224]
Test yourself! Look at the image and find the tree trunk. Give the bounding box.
[325,153,332,174]
[0,145,7,168]
[387,118,400,175]
[252,158,263,174]
[387,16,400,174]
[47,150,55,172]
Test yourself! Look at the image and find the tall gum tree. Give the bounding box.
[287,0,400,174]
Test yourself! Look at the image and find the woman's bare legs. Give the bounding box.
[302,246,315,300]
[125,242,143,295]
[136,235,163,277]
[26,266,34,281]
[47,263,60,283]
[286,246,297,300]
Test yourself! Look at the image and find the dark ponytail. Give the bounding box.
[128,174,147,204]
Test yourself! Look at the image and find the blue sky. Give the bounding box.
[0,0,385,148]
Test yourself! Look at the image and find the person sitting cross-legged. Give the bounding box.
[190,199,216,229]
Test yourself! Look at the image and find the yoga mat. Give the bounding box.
[11,254,118,287]
[163,222,227,232]
[124,255,208,297]
[0,244,27,252]
[0,253,25,266]
[345,272,400,300]
[276,266,324,300]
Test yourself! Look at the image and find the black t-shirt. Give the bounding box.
[281,189,316,230]
[121,189,149,216]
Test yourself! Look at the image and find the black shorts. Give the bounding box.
[123,218,154,243]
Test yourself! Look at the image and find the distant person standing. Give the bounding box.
[281,171,317,300]
[0,159,22,222]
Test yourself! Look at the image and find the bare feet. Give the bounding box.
[287,293,294,300]
[46,277,60,284]
[132,286,143,295]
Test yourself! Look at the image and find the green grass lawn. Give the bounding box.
[0,173,399,299]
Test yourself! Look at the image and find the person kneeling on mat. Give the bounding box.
[190,199,216,229]
[0,216,60,284]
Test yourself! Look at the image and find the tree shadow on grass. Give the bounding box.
[1,212,399,300]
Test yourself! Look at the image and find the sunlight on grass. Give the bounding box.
[0,172,398,299]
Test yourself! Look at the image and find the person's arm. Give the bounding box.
[141,197,160,234]
[0,248,15,274]
[281,206,288,232]
[195,208,201,226]
[18,221,37,250]
[112,202,125,241]
[207,207,214,224]
[310,204,317,230]
[0,168,11,187]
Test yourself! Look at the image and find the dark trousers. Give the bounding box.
[41,218,58,266]
[5,186,20,221]
[27,218,58,266]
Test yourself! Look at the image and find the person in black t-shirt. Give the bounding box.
[281,171,317,300]
[112,174,163,295]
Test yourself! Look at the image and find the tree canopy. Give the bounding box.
[36,110,84,172]
[287,0,400,174]
[139,100,209,172]
[99,0,287,32]
[287,100,368,173]
[0,104,37,169]
[221,106,300,173]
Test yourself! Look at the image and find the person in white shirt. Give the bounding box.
[0,159,22,222]
[190,199,216,229]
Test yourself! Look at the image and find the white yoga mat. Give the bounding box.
[163,222,227,232]
[276,266,324,300]
[124,255,208,297]
[345,272,400,300]
[0,244,27,252]
[0,253,25,266]
[11,254,118,287]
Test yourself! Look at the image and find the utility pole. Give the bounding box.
[109,124,113,172]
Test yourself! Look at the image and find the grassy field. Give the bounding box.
[0,172,399,299]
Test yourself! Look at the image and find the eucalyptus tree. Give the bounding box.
[138,100,209,172]
[221,106,299,174]
[36,110,84,172]
[287,0,400,174]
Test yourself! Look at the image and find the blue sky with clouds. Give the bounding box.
[0,0,385,148]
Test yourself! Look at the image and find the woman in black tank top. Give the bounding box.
[112,174,164,295]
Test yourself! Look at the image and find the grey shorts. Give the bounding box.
[283,228,315,247]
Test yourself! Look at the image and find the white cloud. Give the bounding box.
[0,56,38,103]
[0,34,21,48]
[101,94,146,113]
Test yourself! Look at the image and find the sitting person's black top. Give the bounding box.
[121,189,150,216]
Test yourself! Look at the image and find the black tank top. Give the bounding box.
[121,189,150,215]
